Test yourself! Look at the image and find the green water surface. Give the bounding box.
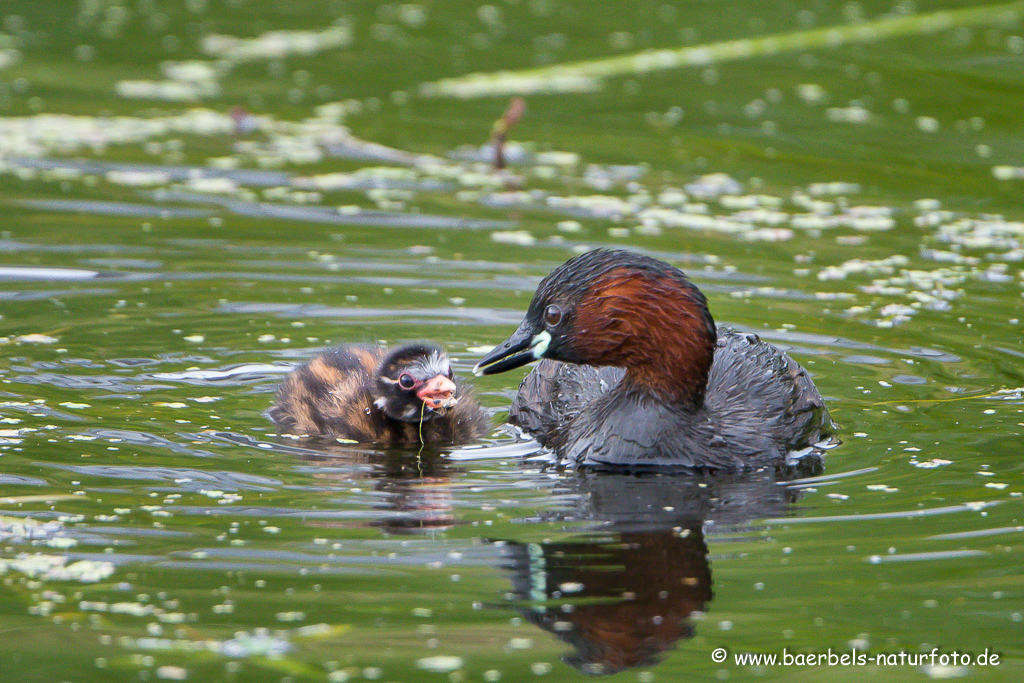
[0,1,1021,682]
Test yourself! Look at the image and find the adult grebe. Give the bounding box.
[474,249,835,469]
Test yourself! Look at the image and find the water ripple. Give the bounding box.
[766,501,1001,524]
[216,302,525,325]
[867,550,990,563]
[150,363,290,383]
[8,156,293,187]
[37,464,281,491]
[19,198,214,218]
[81,428,220,458]
[152,191,516,230]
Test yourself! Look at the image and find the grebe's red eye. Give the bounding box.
[544,304,563,328]
[398,373,416,390]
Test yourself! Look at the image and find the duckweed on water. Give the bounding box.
[0,0,1022,681]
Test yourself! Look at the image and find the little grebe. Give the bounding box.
[271,342,488,445]
[474,249,835,469]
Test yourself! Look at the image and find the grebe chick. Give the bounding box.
[271,342,488,445]
[474,249,835,470]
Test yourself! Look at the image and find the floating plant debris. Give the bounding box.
[0,553,116,582]
[0,3,1021,681]
[420,4,1024,98]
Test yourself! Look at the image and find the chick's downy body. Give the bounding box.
[271,342,488,445]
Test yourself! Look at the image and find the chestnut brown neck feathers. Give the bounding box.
[573,267,716,407]
[533,250,717,408]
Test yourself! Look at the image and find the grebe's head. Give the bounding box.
[474,249,717,406]
[375,342,458,422]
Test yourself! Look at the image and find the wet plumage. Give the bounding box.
[271,342,488,445]
[475,249,836,470]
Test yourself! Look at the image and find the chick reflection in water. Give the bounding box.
[368,451,460,534]
[298,448,463,535]
[493,471,793,675]
[271,343,488,534]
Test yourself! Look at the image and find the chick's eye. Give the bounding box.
[544,304,563,327]
[398,373,416,390]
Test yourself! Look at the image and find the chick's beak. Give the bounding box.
[416,374,457,410]
[473,323,551,376]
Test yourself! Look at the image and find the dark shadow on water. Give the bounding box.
[491,470,797,676]
[262,431,804,675]
[229,430,827,675]
[499,528,711,675]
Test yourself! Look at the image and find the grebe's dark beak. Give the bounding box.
[473,324,550,376]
